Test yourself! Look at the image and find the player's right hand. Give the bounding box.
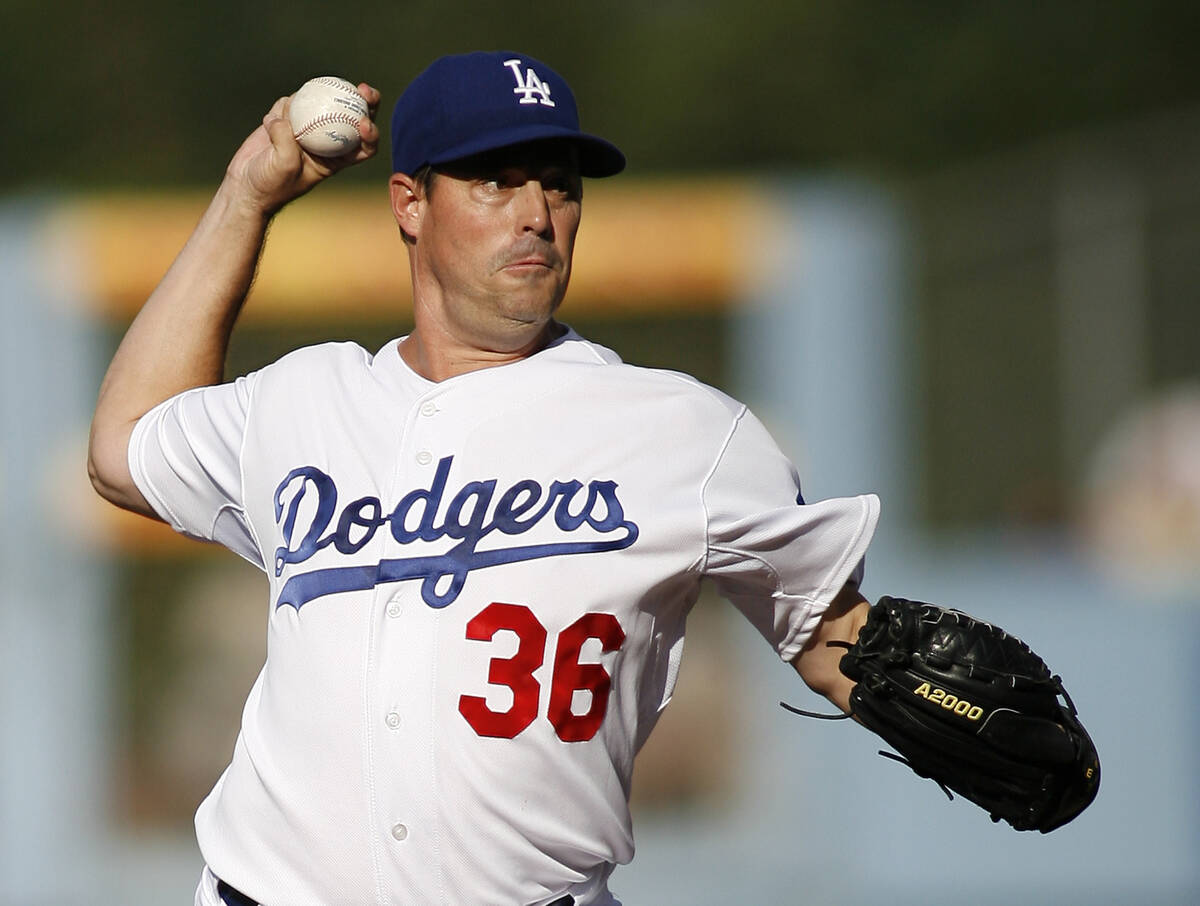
[225,82,381,215]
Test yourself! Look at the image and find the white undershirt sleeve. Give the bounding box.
[127,374,264,569]
[702,406,879,661]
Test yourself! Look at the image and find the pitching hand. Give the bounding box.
[225,81,381,215]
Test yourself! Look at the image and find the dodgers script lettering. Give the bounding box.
[272,456,639,610]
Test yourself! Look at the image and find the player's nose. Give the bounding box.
[513,181,552,238]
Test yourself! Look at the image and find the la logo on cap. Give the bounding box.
[504,58,555,107]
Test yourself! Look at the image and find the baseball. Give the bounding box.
[288,76,368,157]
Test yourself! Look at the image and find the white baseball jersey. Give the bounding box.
[129,328,879,906]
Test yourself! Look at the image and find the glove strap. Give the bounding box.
[779,701,852,721]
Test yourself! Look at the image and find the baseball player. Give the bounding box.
[88,51,1096,906]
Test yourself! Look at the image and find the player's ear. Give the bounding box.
[389,172,423,240]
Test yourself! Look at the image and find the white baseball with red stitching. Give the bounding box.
[287,76,367,157]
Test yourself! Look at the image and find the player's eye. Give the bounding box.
[542,172,579,199]
[490,168,528,190]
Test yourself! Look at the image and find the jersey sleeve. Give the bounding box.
[701,406,879,661]
[127,374,264,568]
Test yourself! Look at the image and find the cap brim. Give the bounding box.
[427,123,625,178]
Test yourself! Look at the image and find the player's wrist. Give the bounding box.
[213,172,283,227]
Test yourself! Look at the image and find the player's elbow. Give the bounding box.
[86,425,125,504]
[86,440,119,504]
[87,419,157,519]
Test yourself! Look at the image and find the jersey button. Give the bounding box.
[391,823,408,841]
[415,450,433,466]
[386,600,402,618]
[385,711,401,730]
[419,401,438,417]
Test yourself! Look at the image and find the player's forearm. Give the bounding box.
[87,178,272,511]
[793,584,869,714]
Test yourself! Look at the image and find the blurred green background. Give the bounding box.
[7,1,1200,188]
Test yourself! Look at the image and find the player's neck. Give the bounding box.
[399,320,564,382]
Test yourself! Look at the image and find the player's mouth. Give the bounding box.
[500,253,560,276]
[497,241,561,274]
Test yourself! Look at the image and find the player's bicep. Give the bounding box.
[127,376,258,557]
[702,408,880,659]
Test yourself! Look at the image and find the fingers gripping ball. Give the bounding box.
[838,596,1101,832]
[288,76,368,157]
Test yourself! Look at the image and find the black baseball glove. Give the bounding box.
[788,595,1100,832]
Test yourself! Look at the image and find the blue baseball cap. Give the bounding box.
[390,51,625,178]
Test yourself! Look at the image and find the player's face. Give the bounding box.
[410,141,582,347]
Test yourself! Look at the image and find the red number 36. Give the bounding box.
[458,602,625,742]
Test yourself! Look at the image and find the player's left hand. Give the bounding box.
[792,595,1101,832]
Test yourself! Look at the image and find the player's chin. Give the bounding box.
[498,289,565,326]
[499,269,567,302]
